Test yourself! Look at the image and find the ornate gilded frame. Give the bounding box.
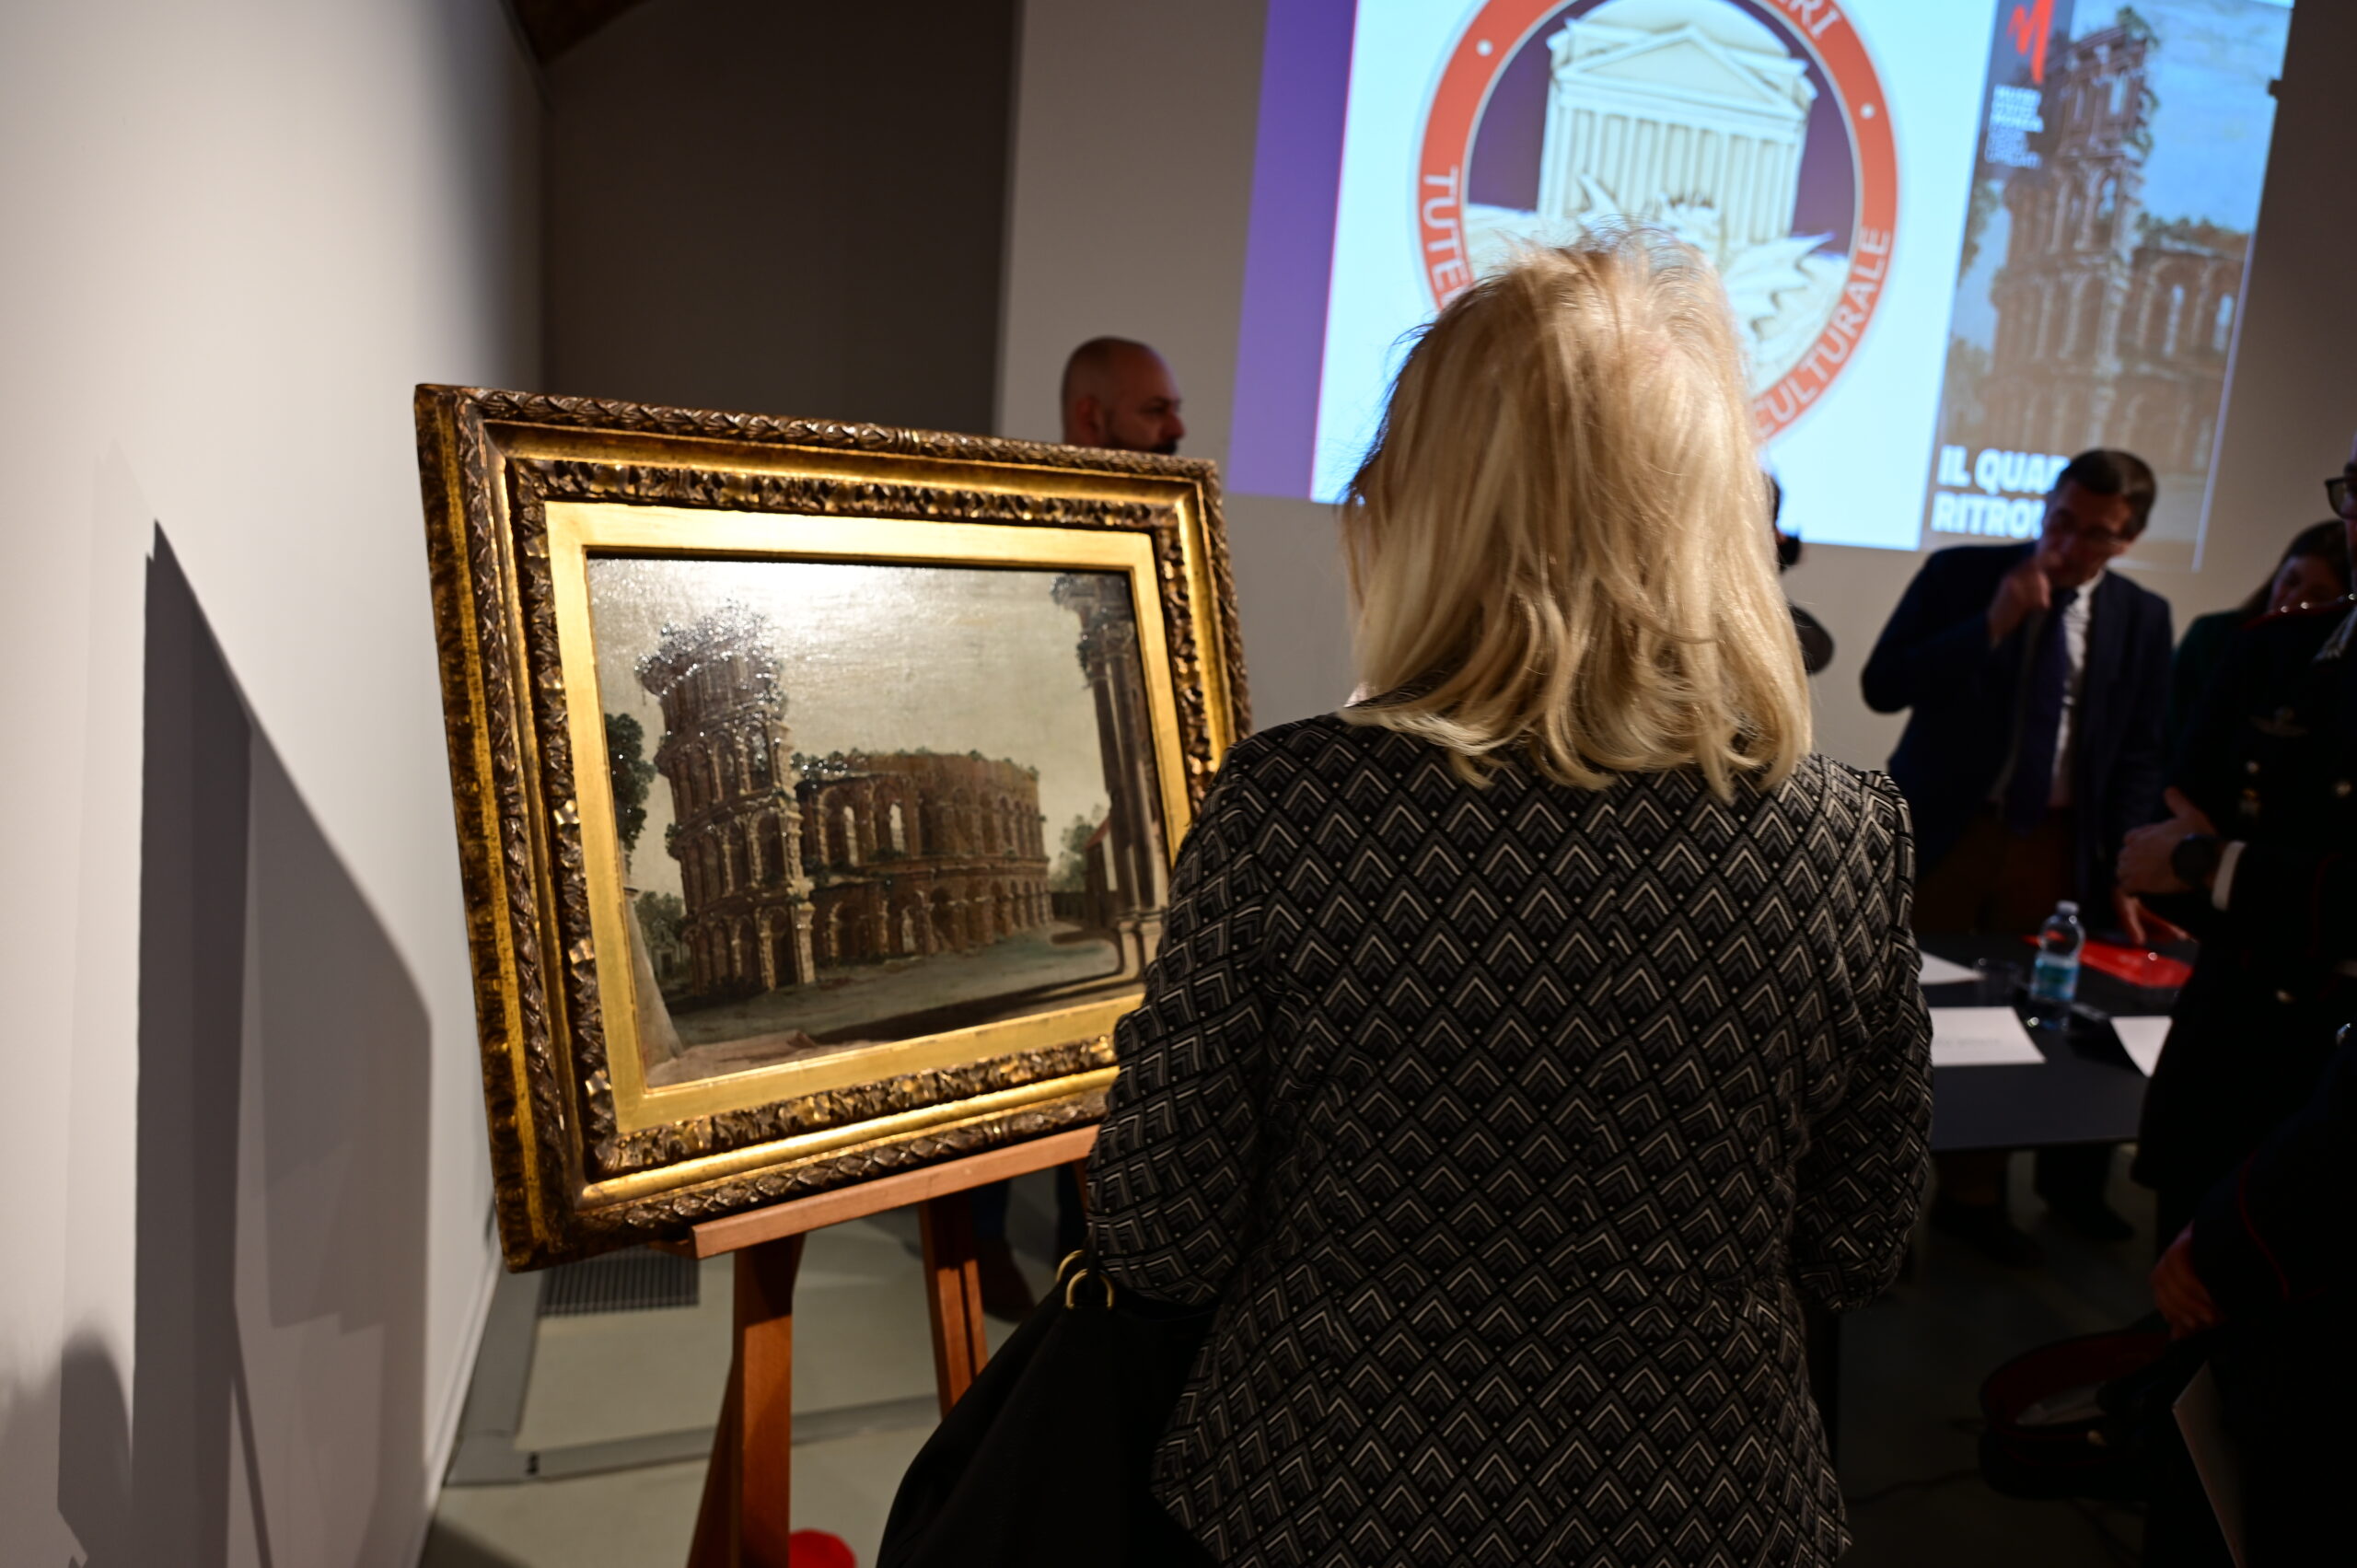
[414,387,1248,1267]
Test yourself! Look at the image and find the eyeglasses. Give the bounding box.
[2049,518,2137,553]
[2328,476,2353,512]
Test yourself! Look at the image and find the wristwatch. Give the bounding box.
[2170,832,2224,889]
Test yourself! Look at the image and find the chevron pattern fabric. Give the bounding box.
[1088,716,1933,1567]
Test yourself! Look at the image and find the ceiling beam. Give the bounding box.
[506,0,655,63]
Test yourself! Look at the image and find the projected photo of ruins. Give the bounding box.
[1922,0,2293,565]
[584,558,1169,1088]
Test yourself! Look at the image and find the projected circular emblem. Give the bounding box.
[1417,0,1898,439]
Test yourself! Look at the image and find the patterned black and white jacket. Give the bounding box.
[1088,715,1933,1567]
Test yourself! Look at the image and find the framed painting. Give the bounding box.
[414,387,1248,1266]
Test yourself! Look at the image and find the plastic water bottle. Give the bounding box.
[2028,900,2084,1022]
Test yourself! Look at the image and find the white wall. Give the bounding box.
[1001,0,1357,730]
[544,0,1018,436]
[1003,0,2357,763]
[0,1,539,1562]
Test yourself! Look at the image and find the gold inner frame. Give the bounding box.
[544,500,1193,1133]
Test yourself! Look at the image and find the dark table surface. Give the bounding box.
[1919,934,2187,1155]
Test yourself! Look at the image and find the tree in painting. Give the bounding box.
[607,711,656,857]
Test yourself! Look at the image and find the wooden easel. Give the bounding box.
[670,1125,1097,1568]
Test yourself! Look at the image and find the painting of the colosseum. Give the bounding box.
[585,558,1169,1087]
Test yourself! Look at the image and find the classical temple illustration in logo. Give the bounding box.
[614,573,1167,1084]
[1973,21,2239,478]
[1457,0,1854,394]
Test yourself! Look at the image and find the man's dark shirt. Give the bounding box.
[1860,541,2173,911]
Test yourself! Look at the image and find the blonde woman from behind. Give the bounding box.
[1088,231,1933,1567]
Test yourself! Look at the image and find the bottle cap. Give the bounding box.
[2056,900,2079,916]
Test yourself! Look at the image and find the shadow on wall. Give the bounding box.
[18,532,437,1565]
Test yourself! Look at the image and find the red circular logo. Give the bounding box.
[1416,0,1898,440]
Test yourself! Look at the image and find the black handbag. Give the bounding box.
[877,1254,1218,1568]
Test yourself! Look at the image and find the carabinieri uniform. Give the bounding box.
[2138,597,2357,1231]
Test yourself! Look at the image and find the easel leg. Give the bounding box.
[920,1191,990,1415]
[687,1235,806,1568]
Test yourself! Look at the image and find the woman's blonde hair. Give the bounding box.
[1341,228,1809,799]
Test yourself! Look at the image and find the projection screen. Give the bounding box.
[1228,0,2294,568]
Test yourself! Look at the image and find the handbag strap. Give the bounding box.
[1054,1249,1117,1310]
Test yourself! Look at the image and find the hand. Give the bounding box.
[2111,886,2151,945]
[2117,788,2222,897]
[2110,888,2192,947]
[2150,1225,2223,1338]
[1987,553,2053,645]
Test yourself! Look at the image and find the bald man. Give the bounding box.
[1061,337,1186,455]
[967,338,1191,1321]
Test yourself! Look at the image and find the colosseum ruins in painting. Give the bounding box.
[586,559,1169,1087]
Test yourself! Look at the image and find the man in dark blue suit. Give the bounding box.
[1863,449,2175,1261]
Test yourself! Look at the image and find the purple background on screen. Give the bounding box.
[1226,0,1360,499]
[1466,0,1858,254]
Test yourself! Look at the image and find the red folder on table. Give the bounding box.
[2019,935,2192,991]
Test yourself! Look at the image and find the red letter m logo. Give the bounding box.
[2006,0,2055,85]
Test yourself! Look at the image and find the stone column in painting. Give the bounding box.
[637,605,817,998]
[1052,575,1167,970]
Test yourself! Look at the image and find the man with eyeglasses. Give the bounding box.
[1864,448,2176,1262]
[2118,431,2357,1255]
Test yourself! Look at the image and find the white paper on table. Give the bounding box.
[1918,948,1980,985]
[1929,1006,2046,1068]
[2111,1015,2172,1077]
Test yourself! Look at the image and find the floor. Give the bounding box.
[423,1177,1061,1568]
[422,1157,2159,1567]
[1836,1150,2153,1567]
